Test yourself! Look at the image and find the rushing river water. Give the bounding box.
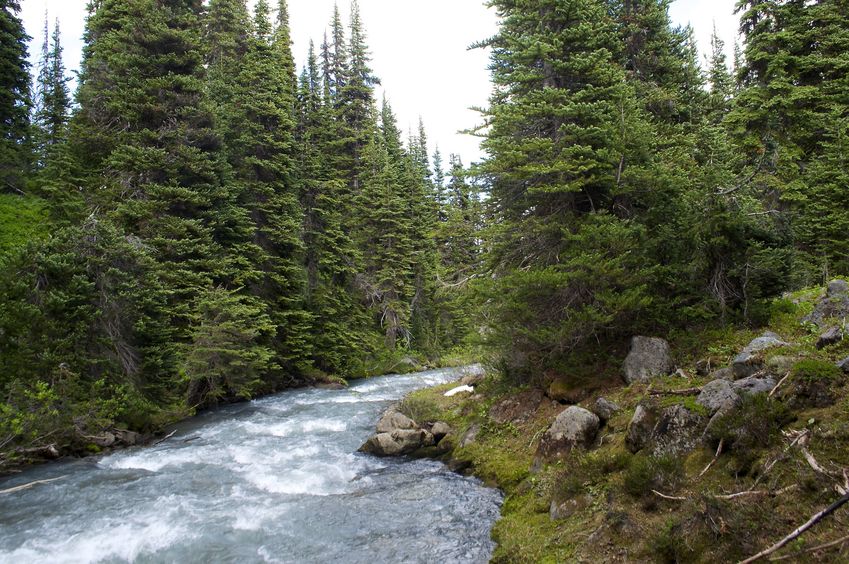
[0,366,502,563]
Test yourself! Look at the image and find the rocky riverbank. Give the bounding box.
[365,282,849,562]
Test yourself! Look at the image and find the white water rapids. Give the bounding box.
[0,366,502,563]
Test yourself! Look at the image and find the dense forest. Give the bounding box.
[0,0,480,457]
[1,0,848,467]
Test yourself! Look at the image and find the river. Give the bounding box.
[0,366,502,563]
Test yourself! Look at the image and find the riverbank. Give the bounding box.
[0,350,478,477]
[0,366,501,562]
[389,284,849,562]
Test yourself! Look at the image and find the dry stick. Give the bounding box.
[768,533,849,562]
[716,485,798,500]
[768,372,791,398]
[652,490,687,501]
[0,476,66,495]
[739,491,849,564]
[699,438,725,479]
[151,430,176,447]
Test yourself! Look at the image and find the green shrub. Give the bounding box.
[623,455,684,507]
[707,394,793,474]
[791,358,842,383]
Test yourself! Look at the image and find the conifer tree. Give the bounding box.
[297,41,369,372]
[70,0,246,369]
[32,17,71,169]
[707,25,734,122]
[0,0,31,191]
[478,0,659,376]
[227,0,313,376]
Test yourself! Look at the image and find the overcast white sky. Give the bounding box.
[20,0,739,165]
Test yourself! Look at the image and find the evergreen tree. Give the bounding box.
[70,0,247,390]
[297,41,369,373]
[228,0,313,376]
[479,0,655,376]
[707,25,734,122]
[0,0,31,191]
[32,17,71,169]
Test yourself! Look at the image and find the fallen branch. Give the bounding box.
[716,485,798,500]
[699,438,724,478]
[768,533,849,561]
[0,475,66,495]
[652,490,687,501]
[151,430,176,446]
[768,372,791,398]
[648,387,702,397]
[739,491,849,563]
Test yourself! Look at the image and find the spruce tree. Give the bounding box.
[0,0,31,191]
[707,25,734,122]
[32,17,71,169]
[297,41,369,373]
[478,0,657,376]
[70,0,249,390]
[228,0,313,376]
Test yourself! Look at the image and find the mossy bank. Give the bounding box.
[390,283,849,563]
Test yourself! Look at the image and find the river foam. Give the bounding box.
[0,366,500,564]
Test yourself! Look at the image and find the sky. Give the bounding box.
[19,0,740,166]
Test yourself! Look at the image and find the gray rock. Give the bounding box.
[536,406,600,461]
[816,326,843,350]
[697,380,741,414]
[837,357,849,374]
[622,337,674,384]
[593,397,622,422]
[626,404,657,454]
[550,495,592,521]
[460,366,486,386]
[803,280,849,327]
[114,430,140,446]
[710,367,735,381]
[359,428,428,456]
[766,355,796,376]
[376,409,418,434]
[829,279,849,296]
[732,376,777,397]
[650,405,708,457]
[732,332,788,378]
[459,423,480,448]
[431,421,451,442]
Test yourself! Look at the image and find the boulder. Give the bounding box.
[803,280,849,327]
[460,366,486,386]
[697,379,740,414]
[592,397,622,423]
[359,428,428,456]
[837,357,849,374]
[732,332,788,379]
[732,375,777,397]
[376,409,418,434]
[459,423,480,448]
[536,406,600,461]
[430,421,451,442]
[650,405,708,457]
[489,389,544,425]
[622,337,674,384]
[114,429,141,446]
[710,367,735,381]
[765,355,797,377]
[626,404,657,454]
[816,326,843,350]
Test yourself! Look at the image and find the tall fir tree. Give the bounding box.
[0,0,31,192]
[32,17,71,169]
